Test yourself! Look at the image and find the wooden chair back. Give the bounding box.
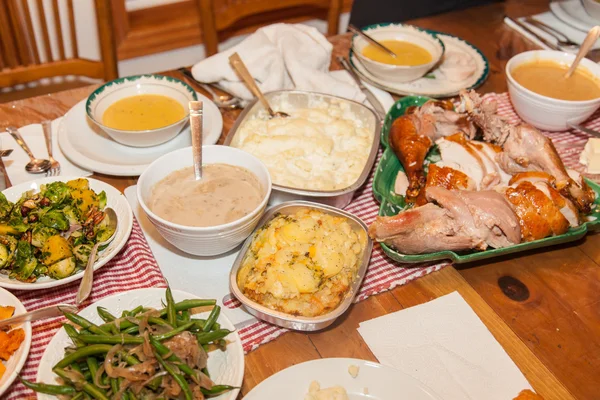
[197,0,342,56]
[0,0,118,88]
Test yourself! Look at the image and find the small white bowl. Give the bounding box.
[352,23,444,83]
[506,50,600,131]
[86,74,197,148]
[137,145,272,256]
[582,0,600,20]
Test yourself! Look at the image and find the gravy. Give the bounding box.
[511,60,600,101]
[149,164,263,227]
[362,40,432,66]
[103,94,185,131]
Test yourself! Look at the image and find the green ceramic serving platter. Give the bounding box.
[373,96,600,264]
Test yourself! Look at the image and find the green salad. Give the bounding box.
[0,178,115,282]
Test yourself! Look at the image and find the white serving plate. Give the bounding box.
[550,0,598,32]
[349,31,489,98]
[0,288,32,397]
[37,288,244,400]
[58,92,222,176]
[243,358,441,400]
[0,177,133,290]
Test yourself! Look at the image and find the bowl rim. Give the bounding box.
[86,74,198,134]
[229,201,373,330]
[351,22,445,70]
[137,145,272,232]
[506,49,600,105]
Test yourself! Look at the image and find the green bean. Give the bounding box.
[180,309,190,324]
[127,305,144,316]
[153,351,193,400]
[201,385,236,397]
[203,305,220,332]
[20,378,76,395]
[127,389,139,400]
[110,378,119,396]
[72,392,85,400]
[165,286,177,327]
[122,325,139,335]
[150,337,196,379]
[63,312,110,335]
[97,307,116,323]
[63,324,85,347]
[78,334,144,346]
[218,339,227,348]
[196,329,232,345]
[55,344,113,369]
[54,367,109,400]
[148,316,171,327]
[87,357,100,388]
[157,299,216,318]
[154,322,195,341]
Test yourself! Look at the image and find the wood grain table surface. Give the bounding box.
[1,1,598,398]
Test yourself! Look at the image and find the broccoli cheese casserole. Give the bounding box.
[236,209,367,317]
[230,98,374,191]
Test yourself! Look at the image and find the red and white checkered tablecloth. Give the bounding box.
[5,219,167,400]
[6,92,598,397]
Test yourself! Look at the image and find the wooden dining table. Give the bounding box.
[1,0,598,398]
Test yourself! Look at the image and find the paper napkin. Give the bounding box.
[357,291,533,400]
[1,118,91,187]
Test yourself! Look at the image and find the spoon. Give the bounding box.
[189,100,203,181]
[177,68,243,110]
[228,52,290,118]
[76,208,118,305]
[0,149,13,189]
[564,25,600,79]
[0,304,77,329]
[5,127,51,173]
[524,18,580,51]
[348,24,398,58]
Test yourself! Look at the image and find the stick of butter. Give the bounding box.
[580,138,600,174]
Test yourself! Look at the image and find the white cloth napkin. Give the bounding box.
[357,292,533,400]
[1,119,91,186]
[504,13,600,52]
[191,23,366,103]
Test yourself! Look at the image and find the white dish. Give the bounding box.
[349,31,488,98]
[582,0,600,20]
[352,24,444,83]
[506,50,600,131]
[243,358,441,400]
[551,0,598,32]
[0,288,31,397]
[86,75,198,148]
[37,288,244,400]
[0,177,133,290]
[137,145,272,256]
[58,92,222,176]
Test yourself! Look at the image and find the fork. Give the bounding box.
[41,120,60,176]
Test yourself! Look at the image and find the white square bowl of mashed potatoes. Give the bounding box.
[225,90,381,208]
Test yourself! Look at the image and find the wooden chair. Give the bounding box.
[196,0,343,56]
[0,0,118,90]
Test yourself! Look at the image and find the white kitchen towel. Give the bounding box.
[504,12,600,52]
[1,118,91,186]
[357,291,533,400]
[191,23,366,103]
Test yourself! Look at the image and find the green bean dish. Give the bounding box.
[22,288,236,399]
[0,178,114,282]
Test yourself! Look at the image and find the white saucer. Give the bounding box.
[58,92,222,176]
[349,32,489,98]
[551,0,598,32]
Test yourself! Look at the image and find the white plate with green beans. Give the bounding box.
[0,177,133,290]
[33,288,244,399]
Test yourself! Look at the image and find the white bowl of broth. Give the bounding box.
[86,74,197,147]
[137,145,272,256]
[351,23,444,83]
[506,50,600,131]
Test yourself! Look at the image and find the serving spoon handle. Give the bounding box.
[564,25,600,79]
[228,52,276,117]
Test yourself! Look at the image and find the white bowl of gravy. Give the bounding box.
[351,23,444,83]
[137,145,272,256]
[506,50,600,131]
[86,74,197,147]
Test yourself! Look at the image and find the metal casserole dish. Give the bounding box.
[224,90,381,208]
[229,201,373,331]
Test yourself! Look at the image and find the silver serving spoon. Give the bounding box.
[178,68,243,110]
[0,304,77,329]
[228,52,290,119]
[76,208,118,305]
[0,149,13,189]
[348,24,398,58]
[5,127,51,173]
[189,100,203,181]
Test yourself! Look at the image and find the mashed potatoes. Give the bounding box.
[237,209,366,317]
[231,99,373,191]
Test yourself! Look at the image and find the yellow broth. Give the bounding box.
[102,94,185,131]
[511,60,600,101]
[361,40,432,66]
